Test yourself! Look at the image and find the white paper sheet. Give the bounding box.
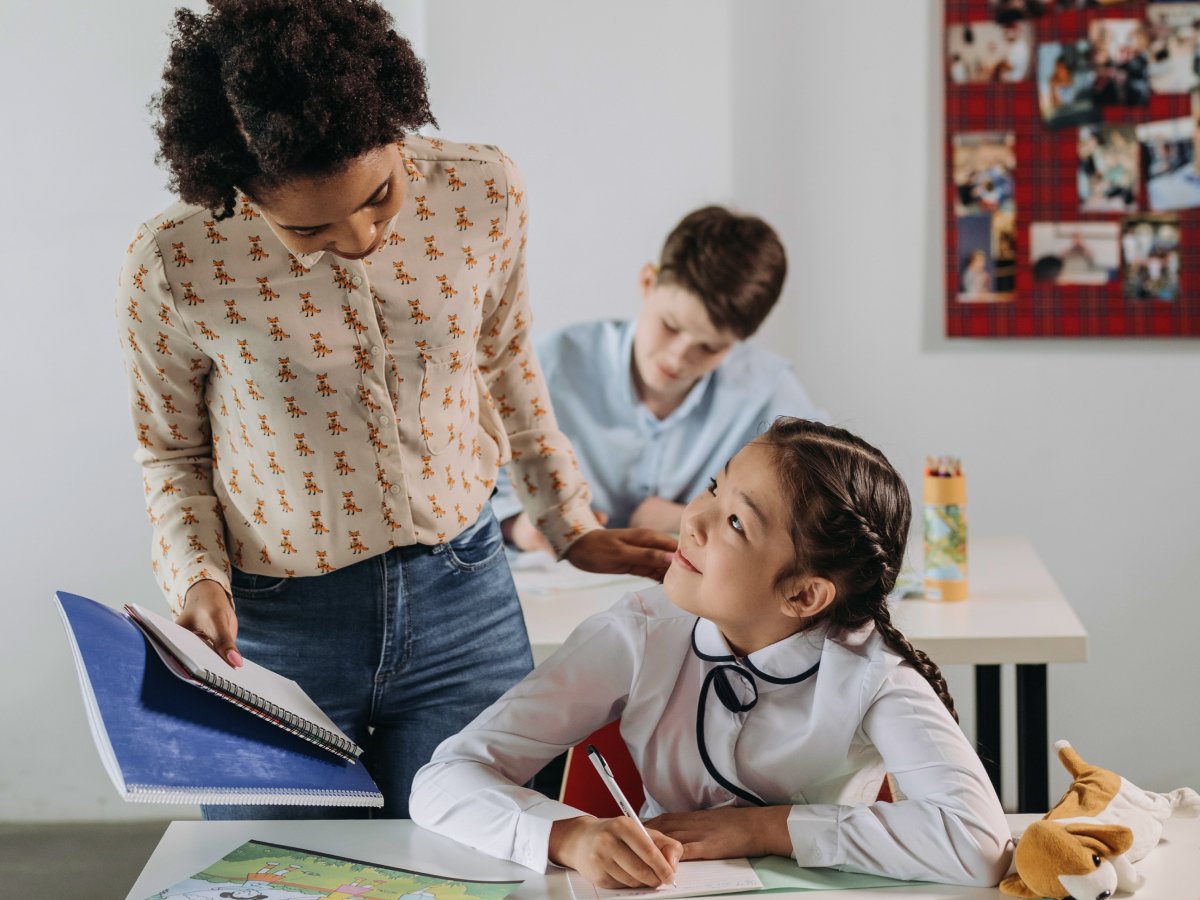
[566,857,763,899]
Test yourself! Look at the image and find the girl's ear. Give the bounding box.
[782,577,836,619]
[638,261,658,301]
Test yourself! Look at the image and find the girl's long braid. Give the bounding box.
[761,418,958,721]
[870,597,958,723]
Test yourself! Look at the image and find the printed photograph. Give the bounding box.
[956,214,1016,302]
[1029,221,1121,285]
[992,210,1018,297]
[1038,40,1101,128]
[1147,3,1200,94]
[953,131,1016,216]
[991,0,1048,20]
[1088,18,1152,106]
[1122,214,1181,300]
[948,22,1034,83]
[1077,125,1139,212]
[993,0,1131,20]
[1137,116,1200,210]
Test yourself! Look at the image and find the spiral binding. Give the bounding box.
[197,670,362,761]
[127,784,383,805]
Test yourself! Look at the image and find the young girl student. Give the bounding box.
[410,418,1012,888]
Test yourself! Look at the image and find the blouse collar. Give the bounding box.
[690,616,826,693]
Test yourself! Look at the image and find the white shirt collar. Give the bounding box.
[691,616,826,693]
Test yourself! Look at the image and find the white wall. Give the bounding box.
[0,0,206,822]
[421,0,735,333]
[2,0,1196,822]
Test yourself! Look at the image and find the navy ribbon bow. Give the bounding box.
[690,619,820,807]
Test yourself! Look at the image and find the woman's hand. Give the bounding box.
[176,579,243,668]
[644,806,793,860]
[564,528,677,581]
[549,816,682,889]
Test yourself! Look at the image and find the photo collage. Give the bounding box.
[947,0,1200,333]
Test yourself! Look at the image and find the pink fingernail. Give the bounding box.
[229,650,244,668]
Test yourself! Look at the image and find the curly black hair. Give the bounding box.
[152,0,437,219]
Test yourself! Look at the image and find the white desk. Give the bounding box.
[516,536,1088,812]
[126,815,1200,900]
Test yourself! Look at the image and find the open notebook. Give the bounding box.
[125,602,361,761]
[55,590,382,807]
[566,859,763,899]
[565,854,915,898]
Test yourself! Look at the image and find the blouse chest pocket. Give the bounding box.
[417,343,474,455]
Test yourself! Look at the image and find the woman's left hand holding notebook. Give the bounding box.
[176,579,244,668]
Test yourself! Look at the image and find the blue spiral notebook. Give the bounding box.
[54,590,383,806]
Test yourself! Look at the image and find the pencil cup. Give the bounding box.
[923,469,968,601]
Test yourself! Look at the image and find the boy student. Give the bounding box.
[493,206,826,550]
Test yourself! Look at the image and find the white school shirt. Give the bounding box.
[410,587,1012,886]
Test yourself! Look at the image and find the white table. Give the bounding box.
[516,536,1087,812]
[126,815,1200,900]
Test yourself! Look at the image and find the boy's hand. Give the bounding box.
[565,528,676,581]
[176,579,243,668]
[549,816,682,888]
[504,511,555,554]
[628,496,685,533]
[644,806,793,860]
[504,509,609,554]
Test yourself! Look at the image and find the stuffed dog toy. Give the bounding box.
[1000,740,1199,898]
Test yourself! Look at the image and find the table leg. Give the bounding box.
[1016,663,1048,813]
[974,664,1001,797]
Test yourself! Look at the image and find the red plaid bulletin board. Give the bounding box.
[945,0,1200,336]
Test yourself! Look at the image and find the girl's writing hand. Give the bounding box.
[549,815,682,889]
[176,579,243,668]
[644,806,793,860]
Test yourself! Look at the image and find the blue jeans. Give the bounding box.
[203,507,533,819]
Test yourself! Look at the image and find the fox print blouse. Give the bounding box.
[116,136,597,612]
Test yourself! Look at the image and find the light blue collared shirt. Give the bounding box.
[492,319,827,529]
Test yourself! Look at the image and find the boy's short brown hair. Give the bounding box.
[656,206,787,339]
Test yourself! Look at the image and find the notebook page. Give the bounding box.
[510,552,654,596]
[566,858,762,899]
[128,603,352,745]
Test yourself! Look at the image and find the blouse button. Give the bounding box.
[371,345,382,356]
[379,415,391,426]
[389,484,402,495]
[351,275,364,287]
